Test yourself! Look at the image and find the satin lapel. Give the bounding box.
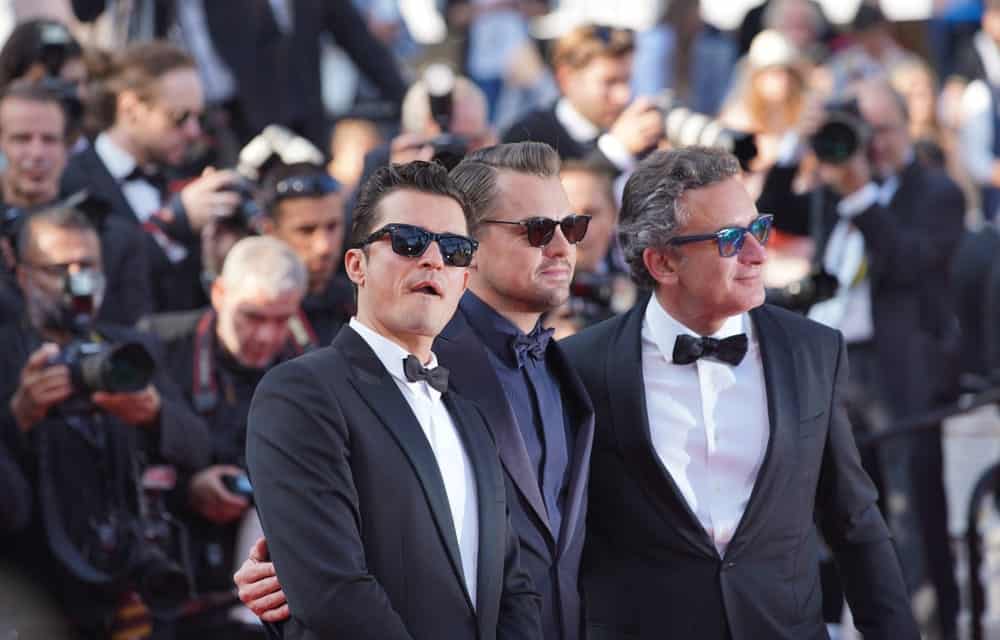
[85,147,142,224]
[338,329,471,608]
[725,306,800,557]
[436,313,555,542]
[606,300,716,557]
[444,394,504,633]
[549,342,594,555]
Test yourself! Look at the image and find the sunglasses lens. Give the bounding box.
[438,236,476,267]
[717,228,745,257]
[390,226,432,257]
[561,216,591,244]
[525,218,558,247]
[750,216,772,246]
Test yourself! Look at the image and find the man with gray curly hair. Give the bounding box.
[561,146,918,639]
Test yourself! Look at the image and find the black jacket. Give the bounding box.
[560,300,918,640]
[501,104,619,173]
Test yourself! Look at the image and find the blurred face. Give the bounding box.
[472,172,576,315]
[897,69,935,133]
[776,1,819,51]
[0,97,67,206]
[559,55,633,130]
[124,68,204,166]
[560,169,616,273]
[345,189,470,355]
[266,193,345,295]
[986,8,1000,47]
[651,177,766,333]
[16,222,102,333]
[860,88,911,177]
[754,67,795,104]
[449,93,494,151]
[212,279,304,369]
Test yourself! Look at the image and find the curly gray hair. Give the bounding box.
[618,147,741,288]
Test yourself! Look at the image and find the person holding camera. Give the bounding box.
[257,162,353,348]
[502,24,664,175]
[0,80,152,327]
[147,237,307,640]
[0,206,211,638]
[758,79,965,640]
[61,40,247,315]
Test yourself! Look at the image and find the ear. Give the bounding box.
[116,89,142,123]
[344,247,367,287]
[554,65,574,96]
[642,246,681,287]
[210,277,226,311]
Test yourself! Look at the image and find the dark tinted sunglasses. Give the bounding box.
[667,214,774,258]
[362,223,478,267]
[481,214,591,248]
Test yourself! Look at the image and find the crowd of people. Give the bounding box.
[1,0,999,639]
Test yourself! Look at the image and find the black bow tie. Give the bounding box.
[403,355,449,393]
[672,334,749,366]
[124,165,167,195]
[510,326,554,368]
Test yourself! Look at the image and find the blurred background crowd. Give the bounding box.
[2,0,1000,638]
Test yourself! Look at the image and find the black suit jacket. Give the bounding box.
[435,304,594,640]
[759,159,965,410]
[246,326,542,639]
[61,144,206,313]
[560,300,918,640]
[502,105,618,174]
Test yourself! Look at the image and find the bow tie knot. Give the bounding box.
[403,355,449,393]
[672,333,748,366]
[510,326,554,368]
[124,165,168,195]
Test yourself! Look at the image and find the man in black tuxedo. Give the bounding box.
[562,147,917,639]
[758,80,964,639]
[502,25,664,175]
[245,160,542,639]
[236,142,594,640]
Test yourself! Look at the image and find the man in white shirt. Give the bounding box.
[244,160,541,639]
[561,146,918,639]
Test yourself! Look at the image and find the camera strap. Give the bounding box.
[192,309,309,414]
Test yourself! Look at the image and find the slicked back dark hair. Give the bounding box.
[349,160,472,247]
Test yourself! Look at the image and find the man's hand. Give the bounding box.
[201,219,250,284]
[389,133,436,165]
[608,97,665,156]
[179,167,243,232]
[795,92,827,139]
[818,151,873,198]
[189,465,251,525]
[91,385,161,427]
[235,537,290,622]
[10,343,72,433]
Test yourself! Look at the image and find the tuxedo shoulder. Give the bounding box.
[501,106,559,141]
[259,345,345,388]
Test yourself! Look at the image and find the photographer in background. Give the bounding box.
[150,237,306,640]
[0,206,210,638]
[0,80,152,326]
[502,24,664,175]
[758,80,964,640]
[258,162,353,347]
[61,40,246,314]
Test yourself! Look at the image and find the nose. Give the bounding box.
[418,239,445,269]
[183,114,202,139]
[312,229,333,259]
[738,231,767,265]
[543,224,572,259]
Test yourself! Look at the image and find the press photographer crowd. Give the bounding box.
[3,0,1000,639]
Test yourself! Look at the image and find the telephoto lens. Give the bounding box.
[809,98,871,164]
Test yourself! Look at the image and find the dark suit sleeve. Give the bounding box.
[246,360,413,639]
[98,220,153,326]
[0,436,31,533]
[497,500,543,640]
[322,2,406,106]
[852,177,965,289]
[815,335,920,639]
[756,163,813,236]
[70,0,106,21]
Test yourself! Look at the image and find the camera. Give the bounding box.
[766,267,839,313]
[216,176,262,231]
[424,63,470,170]
[809,98,871,165]
[222,473,254,502]
[653,91,758,170]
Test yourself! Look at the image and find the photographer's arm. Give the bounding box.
[247,361,413,639]
[9,344,72,434]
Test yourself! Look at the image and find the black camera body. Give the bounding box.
[810,98,871,165]
[766,268,839,313]
[216,177,262,231]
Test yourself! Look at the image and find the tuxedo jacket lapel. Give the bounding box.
[75,146,140,223]
[437,313,555,542]
[608,299,716,557]
[338,329,473,610]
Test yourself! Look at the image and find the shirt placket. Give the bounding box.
[695,359,719,546]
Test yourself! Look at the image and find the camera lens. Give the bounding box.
[811,118,861,164]
[78,342,156,393]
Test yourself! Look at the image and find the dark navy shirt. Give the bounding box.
[459,292,571,538]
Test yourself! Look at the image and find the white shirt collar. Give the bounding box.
[644,294,751,363]
[94,132,138,182]
[349,317,442,399]
[555,97,602,144]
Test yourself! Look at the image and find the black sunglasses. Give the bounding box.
[481,214,592,248]
[667,214,774,258]
[361,223,478,267]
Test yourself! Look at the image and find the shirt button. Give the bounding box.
[723,561,736,570]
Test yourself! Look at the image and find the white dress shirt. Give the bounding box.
[349,318,480,605]
[641,296,770,556]
[959,32,1000,190]
[94,132,162,223]
[554,98,636,172]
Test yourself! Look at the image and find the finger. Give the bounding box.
[250,536,269,562]
[240,574,282,601]
[248,589,288,616]
[25,344,61,372]
[33,380,74,404]
[259,603,290,623]
[218,493,250,510]
[235,561,277,589]
[209,193,242,211]
[30,365,70,387]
